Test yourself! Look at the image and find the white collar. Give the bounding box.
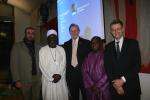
[115,36,124,50]
[72,37,79,42]
[72,37,79,48]
[115,36,124,43]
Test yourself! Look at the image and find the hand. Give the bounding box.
[15,81,23,89]
[112,79,124,88]
[52,74,61,83]
[91,84,100,97]
[112,79,125,95]
[116,86,125,95]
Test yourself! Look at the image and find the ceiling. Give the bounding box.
[7,0,43,13]
[0,0,56,14]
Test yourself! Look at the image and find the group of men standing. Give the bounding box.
[10,19,141,100]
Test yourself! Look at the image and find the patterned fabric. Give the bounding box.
[82,50,111,100]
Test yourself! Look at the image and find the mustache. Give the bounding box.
[48,40,57,44]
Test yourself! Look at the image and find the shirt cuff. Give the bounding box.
[121,76,126,83]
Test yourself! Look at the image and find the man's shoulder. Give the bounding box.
[57,45,64,49]
[56,45,65,52]
[35,42,42,46]
[79,37,90,46]
[39,45,48,51]
[15,41,23,44]
[125,37,137,42]
[34,42,42,48]
[13,41,24,47]
[64,39,72,45]
[105,41,114,48]
[79,37,90,42]
[124,38,138,45]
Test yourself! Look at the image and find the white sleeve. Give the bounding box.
[121,76,126,83]
[56,47,66,77]
[39,49,53,82]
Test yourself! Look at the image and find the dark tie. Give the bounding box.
[116,41,120,58]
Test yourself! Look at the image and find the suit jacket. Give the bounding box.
[10,41,42,83]
[63,37,90,81]
[104,37,141,95]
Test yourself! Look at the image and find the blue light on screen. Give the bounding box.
[57,0,104,44]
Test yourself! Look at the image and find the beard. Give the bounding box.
[48,40,57,48]
[24,37,34,44]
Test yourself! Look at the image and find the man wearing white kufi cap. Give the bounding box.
[39,29,68,100]
[47,29,57,37]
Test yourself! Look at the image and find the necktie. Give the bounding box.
[116,41,120,58]
[71,40,78,67]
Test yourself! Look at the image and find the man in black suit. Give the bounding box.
[104,19,141,100]
[63,23,90,100]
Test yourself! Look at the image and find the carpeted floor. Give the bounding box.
[0,69,22,100]
[0,84,23,100]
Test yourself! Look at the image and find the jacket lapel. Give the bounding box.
[120,38,128,57]
[68,39,72,59]
[112,41,118,59]
[77,37,83,58]
[21,42,30,54]
[112,38,128,60]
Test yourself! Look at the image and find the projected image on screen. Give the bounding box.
[57,0,104,44]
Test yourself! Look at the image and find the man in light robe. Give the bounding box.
[39,29,68,100]
[82,36,111,100]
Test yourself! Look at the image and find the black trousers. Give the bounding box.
[112,93,141,100]
[68,81,86,100]
[66,67,86,100]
